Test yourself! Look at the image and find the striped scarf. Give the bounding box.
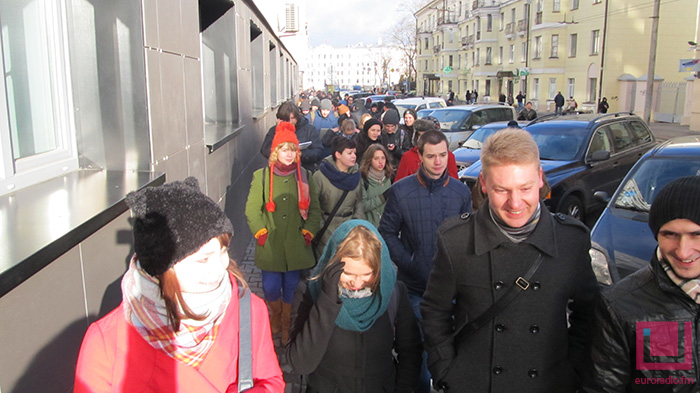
[121,256,232,368]
[658,248,700,304]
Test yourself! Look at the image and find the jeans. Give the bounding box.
[261,270,301,303]
[409,291,432,393]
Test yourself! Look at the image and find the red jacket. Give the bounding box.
[74,277,284,393]
[394,147,459,182]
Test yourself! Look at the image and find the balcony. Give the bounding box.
[505,22,514,36]
[517,19,527,35]
[438,15,458,25]
[462,35,475,48]
[433,45,441,54]
[535,12,542,25]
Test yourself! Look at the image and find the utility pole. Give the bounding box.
[643,0,661,124]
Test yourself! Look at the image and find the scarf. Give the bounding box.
[488,203,542,243]
[658,248,700,303]
[271,161,311,220]
[320,160,361,191]
[308,220,397,332]
[367,167,386,183]
[121,256,232,368]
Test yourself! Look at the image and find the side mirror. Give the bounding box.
[594,191,610,204]
[589,150,611,162]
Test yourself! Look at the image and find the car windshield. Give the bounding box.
[431,109,470,131]
[528,127,587,161]
[461,126,504,149]
[614,158,700,212]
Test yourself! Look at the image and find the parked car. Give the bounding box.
[589,135,700,285]
[392,97,446,118]
[428,104,517,150]
[458,113,657,223]
[416,108,436,119]
[365,94,395,106]
[452,121,528,171]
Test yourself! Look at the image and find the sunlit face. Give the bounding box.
[277,145,297,166]
[339,257,375,291]
[481,163,544,228]
[321,109,331,118]
[367,125,381,141]
[404,113,415,126]
[371,149,387,172]
[335,148,357,171]
[172,238,229,293]
[658,219,700,279]
[419,141,449,179]
[302,109,310,115]
[384,124,397,134]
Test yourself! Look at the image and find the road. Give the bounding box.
[648,121,700,142]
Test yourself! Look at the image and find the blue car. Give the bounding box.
[453,121,528,171]
[589,135,700,285]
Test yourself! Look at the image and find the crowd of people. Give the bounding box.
[72,89,700,393]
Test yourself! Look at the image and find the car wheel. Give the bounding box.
[558,195,584,221]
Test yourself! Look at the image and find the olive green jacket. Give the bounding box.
[245,167,321,272]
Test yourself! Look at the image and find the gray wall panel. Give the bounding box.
[146,49,166,164]
[160,53,188,158]
[157,0,182,54]
[180,0,200,58]
[184,57,204,146]
[142,0,159,48]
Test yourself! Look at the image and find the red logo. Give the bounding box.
[636,321,693,370]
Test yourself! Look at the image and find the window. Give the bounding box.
[593,0,602,3]
[548,78,556,99]
[499,46,503,64]
[511,8,516,23]
[553,0,561,12]
[569,34,577,57]
[485,80,491,96]
[533,78,540,99]
[476,17,481,40]
[534,36,542,59]
[500,12,504,30]
[628,121,653,143]
[588,77,597,102]
[567,78,575,98]
[475,48,480,65]
[521,42,527,62]
[449,55,453,67]
[425,38,429,49]
[449,29,454,43]
[0,1,79,194]
[551,34,559,58]
[510,44,515,63]
[571,0,579,9]
[269,42,278,105]
[606,123,634,152]
[588,128,612,156]
[487,14,492,32]
[590,30,600,55]
[486,47,492,64]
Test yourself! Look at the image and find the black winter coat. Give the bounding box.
[260,116,324,171]
[380,129,411,167]
[285,281,422,393]
[583,254,700,392]
[421,204,599,392]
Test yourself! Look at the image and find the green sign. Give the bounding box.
[443,66,453,74]
[520,67,529,76]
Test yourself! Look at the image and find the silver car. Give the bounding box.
[428,104,517,150]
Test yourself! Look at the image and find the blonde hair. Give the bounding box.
[360,144,395,179]
[480,128,540,177]
[269,142,300,165]
[360,113,373,129]
[320,225,382,292]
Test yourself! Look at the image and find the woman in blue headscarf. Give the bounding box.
[285,220,421,393]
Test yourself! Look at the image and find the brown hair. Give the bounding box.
[417,130,448,155]
[480,128,539,177]
[340,118,357,135]
[321,225,382,292]
[158,233,249,331]
[269,142,300,165]
[359,143,394,179]
[277,101,302,122]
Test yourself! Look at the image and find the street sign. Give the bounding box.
[679,59,700,72]
[520,67,529,76]
[443,66,453,73]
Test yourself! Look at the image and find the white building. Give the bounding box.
[305,43,408,91]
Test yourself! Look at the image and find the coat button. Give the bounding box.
[530,325,540,334]
[282,215,287,219]
[532,281,541,290]
[493,366,503,375]
[528,369,538,378]
[282,196,288,201]
[494,281,504,290]
[495,323,505,332]
[283,178,289,183]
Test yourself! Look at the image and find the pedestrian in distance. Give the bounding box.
[379,130,472,393]
[309,99,339,135]
[359,144,394,228]
[75,177,284,392]
[518,101,538,121]
[516,91,526,111]
[583,175,700,393]
[554,91,565,115]
[246,122,321,346]
[285,220,422,393]
[312,136,366,258]
[598,97,609,113]
[421,128,598,392]
[400,108,418,149]
[380,109,410,168]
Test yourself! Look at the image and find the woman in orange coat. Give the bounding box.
[74,178,284,392]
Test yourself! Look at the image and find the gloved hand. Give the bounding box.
[302,229,314,246]
[322,262,345,303]
[254,228,268,246]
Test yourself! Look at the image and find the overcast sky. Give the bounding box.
[305,1,415,47]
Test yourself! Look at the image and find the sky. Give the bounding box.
[305,1,416,47]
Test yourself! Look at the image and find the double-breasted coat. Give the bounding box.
[421,203,599,392]
[245,167,321,272]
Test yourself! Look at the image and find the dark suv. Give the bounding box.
[458,113,657,223]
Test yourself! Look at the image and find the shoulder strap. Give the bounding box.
[312,189,350,250]
[238,287,253,392]
[387,283,401,330]
[453,253,544,344]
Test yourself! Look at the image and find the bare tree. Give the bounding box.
[385,15,417,91]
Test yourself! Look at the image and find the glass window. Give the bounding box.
[553,0,561,11]
[551,34,559,58]
[487,14,492,32]
[549,78,557,99]
[534,36,542,59]
[510,44,515,63]
[521,42,527,62]
[569,34,577,57]
[567,78,575,98]
[591,30,600,55]
[588,127,612,156]
[499,46,503,64]
[571,0,579,9]
[486,47,492,64]
[606,123,634,152]
[533,78,540,99]
[628,121,653,144]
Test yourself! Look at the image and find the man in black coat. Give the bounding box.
[554,91,565,115]
[421,128,598,392]
[583,176,700,393]
[260,101,324,172]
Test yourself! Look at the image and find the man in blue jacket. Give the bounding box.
[379,130,471,393]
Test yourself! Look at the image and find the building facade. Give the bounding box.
[416,0,699,118]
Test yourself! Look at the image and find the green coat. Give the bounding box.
[245,167,321,272]
[312,157,365,255]
[361,176,391,229]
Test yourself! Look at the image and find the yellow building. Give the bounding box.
[416,0,699,122]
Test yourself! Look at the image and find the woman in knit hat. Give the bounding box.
[75,177,284,392]
[354,118,383,164]
[245,121,321,346]
[285,220,422,393]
